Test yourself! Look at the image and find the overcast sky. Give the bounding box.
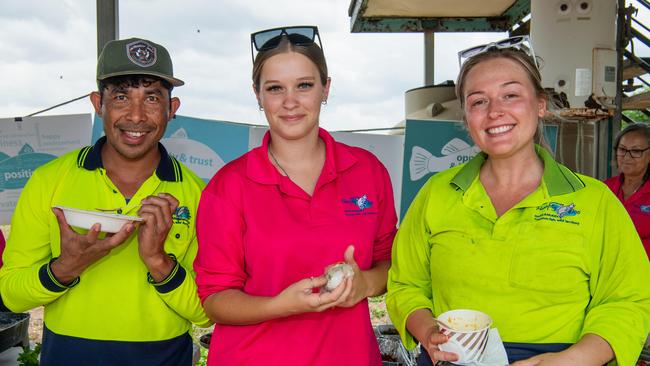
[0,0,509,131]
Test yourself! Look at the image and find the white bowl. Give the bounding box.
[55,206,143,233]
[437,309,492,365]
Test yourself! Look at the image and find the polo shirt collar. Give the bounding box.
[611,173,650,200]
[450,145,585,196]
[635,175,650,196]
[246,128,357,185]
[611,174,624,190]
[77,136,181,182]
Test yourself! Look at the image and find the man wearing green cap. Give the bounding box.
[0,38,211,365]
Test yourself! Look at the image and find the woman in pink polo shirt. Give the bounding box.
[194,25,398,365]
[605,123,650,258]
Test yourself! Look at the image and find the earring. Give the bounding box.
[259,104,264,111]
[321,99,327,106]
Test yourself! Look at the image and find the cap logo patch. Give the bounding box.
[126,40,157,67]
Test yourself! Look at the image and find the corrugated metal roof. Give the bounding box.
[349,0,529,32]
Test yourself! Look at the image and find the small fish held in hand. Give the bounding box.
[322,263,354,292]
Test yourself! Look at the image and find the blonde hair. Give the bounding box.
[455,48,549,148]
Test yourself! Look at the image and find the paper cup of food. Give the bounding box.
[436,309,492,365]
[55,206,143,233]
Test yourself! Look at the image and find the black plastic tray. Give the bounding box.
[0,312,30,352]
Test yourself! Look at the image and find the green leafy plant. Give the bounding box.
[623,110,650,123]
[197,347,208,366]
[371,307,387,320]
[623,85,650,123]
[17,343,41,366]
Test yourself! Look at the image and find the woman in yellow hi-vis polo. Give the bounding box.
[387,37,650,366]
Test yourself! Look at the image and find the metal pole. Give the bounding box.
[614,0,625,130]
[26,94,91,117]
[97,0,119,57]
[611,0,626,177]
[424,31,435,85]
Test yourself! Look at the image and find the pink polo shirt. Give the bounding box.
[195,128,397,366]
[605,174,650,259]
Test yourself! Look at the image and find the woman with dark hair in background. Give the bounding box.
[194,26,397,365]
[605,123,650,258]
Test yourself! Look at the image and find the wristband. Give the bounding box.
[39,257,80,292]
[147,253,179,285]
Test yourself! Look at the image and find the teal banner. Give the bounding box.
[92,115,251,183]
[400,119,559,219]
[401,119,479,219]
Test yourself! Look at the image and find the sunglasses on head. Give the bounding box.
[457,35,537,68]
[250,26,322,63]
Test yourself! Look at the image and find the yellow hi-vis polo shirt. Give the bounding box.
[387,146,650,366]
[0,137,210,343]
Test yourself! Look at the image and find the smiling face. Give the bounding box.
[254,51,330,142]
[90,79,180,162]
[462,57,546,159]
[617,131,650,179]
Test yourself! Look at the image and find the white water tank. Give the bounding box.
[531,0,617,108]
[404,84,462,121]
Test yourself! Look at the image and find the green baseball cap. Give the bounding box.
[97,37,184,86]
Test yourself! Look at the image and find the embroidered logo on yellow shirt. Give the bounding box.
[172,206,191,226]
[534,202,580,225]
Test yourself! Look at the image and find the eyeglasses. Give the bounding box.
[616,146,650,158]
[457,35,538,68]
[250,26,322,63]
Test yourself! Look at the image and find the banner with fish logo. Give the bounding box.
[0,114,92,224]
[401,119,559,219]
[410,138,481,181]
[401,119,478,218]
[92,115,250,183]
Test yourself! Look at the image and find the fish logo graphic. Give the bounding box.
[409,138,481,181]
[0,144,56,192]
[342,195,374,212]
[355,195,373,210]
[172,206,191,226]
[173,206,190,220]
[549,202,579,218]
[640,205,650,213]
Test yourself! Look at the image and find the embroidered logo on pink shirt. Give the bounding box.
[342,194,377,216]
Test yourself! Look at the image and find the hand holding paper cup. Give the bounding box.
[436,309,492,365]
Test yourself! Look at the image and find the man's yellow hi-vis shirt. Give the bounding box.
[0,137,210,363]
[387,146,650,365]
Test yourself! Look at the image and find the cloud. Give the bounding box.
[0,0,510,129]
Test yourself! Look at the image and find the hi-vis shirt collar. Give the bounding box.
[450,145,585,196]
[76,136,183,182]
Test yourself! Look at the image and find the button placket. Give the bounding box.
[492,215,511,240]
